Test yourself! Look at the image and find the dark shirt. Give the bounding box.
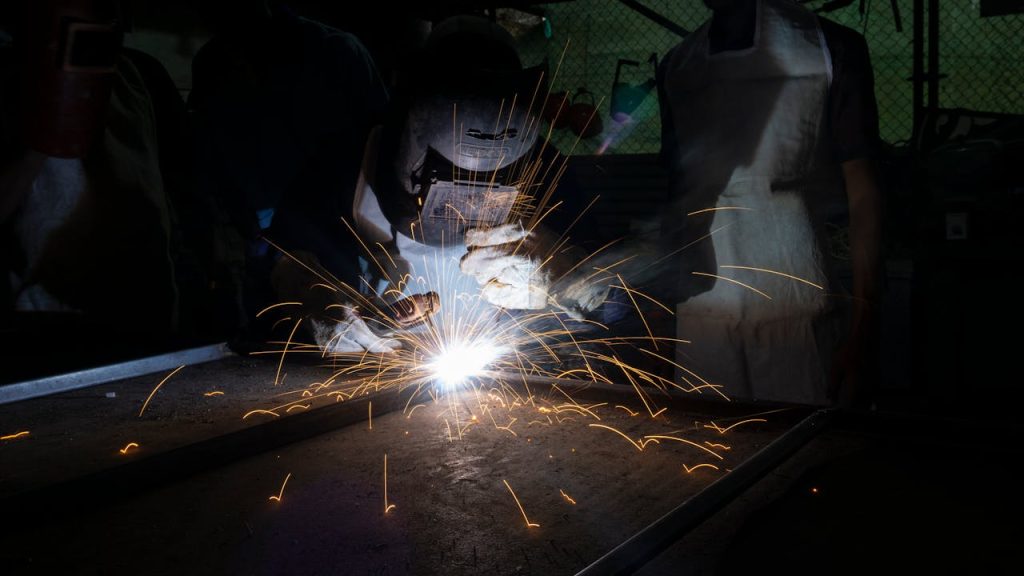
[189,11,388,282]
[819,18,880,163]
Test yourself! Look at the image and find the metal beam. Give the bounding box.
[617,0,689,38]
[0,342,234,405]
[575,409,833,576]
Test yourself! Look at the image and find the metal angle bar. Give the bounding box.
[575,409,833,576]
[0,342,234,405]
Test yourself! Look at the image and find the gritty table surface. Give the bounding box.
[0,354,793,576]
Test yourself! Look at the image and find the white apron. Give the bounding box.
[662,0,848,405]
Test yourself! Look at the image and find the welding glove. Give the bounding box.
[270,250,401,354]
[460,223,553,310]
[551,273,613,320]
[309,306,402,354]
[460,222,611,317]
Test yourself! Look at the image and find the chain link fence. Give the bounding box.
[508,0,1023,155]
[937,3,1024,119]
[513,1,709,156]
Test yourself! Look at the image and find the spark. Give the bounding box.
[559,489,577,505]
[243,409,280,420]
[686,206,754,216]
[704,442,731,450]
[616,273,658,350]
[683,463,719,474]
[275,318,302,386]
[614,405,639,416]
[268,472,292,502]
[384,454,396,514]
[139,365,185,417]
[692,272,772,300]
[256,301,302,317]
[271,316,294,331]
[588,423,644,452]
[503,479,539,528]
[704,418,768,434]
[1,431,30,441]
[119,442,139,455]
[285,404,310,412]
[719,265,824,290]
[203,391,224,397]
[642,435,724,460]
[369,401,372,430]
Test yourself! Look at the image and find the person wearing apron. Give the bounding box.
[659,0,882,406]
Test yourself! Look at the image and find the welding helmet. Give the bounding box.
[375,15,547,246]
[19,0,124,158]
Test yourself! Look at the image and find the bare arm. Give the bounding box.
[833,157,882,407]
[844,158,882,334]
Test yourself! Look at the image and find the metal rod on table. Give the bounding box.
[0,342,234,405]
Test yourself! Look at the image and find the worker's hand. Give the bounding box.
[311,305,402,354]
[551,273,612,320]
[460,223,551,309]
[390,292,440,327]
[270,250,400,354]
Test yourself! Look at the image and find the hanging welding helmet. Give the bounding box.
[375,14,547,246]
[20,0,123,158]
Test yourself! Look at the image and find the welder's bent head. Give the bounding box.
[376,15,547,246]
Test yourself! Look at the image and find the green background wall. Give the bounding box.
[513,0,1024,154]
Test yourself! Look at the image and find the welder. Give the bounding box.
[313,14,611,353]
[187,0,393,352]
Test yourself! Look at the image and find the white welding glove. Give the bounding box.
[552,273,612,321]
[310,306,402,354]
[460,223,551,310]
[270,250,401,354]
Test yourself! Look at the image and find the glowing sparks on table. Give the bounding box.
[683,463,719,474]
[139,365,185,417]
[119,442,139,455]
[1,430,30,441]
[384,453,395,514]
[704,419,768,434]
[503,479,539,528]
[269,472,292,502]
[243,409,280,420]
